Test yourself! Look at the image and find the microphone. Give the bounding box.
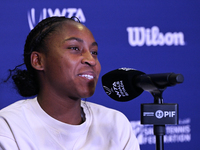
[101,68,184,102]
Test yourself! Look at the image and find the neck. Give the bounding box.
[37,92,83,125]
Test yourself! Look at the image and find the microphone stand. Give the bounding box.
[141,88,179,150]
[153,91,165,150]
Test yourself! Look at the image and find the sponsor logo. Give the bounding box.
[103,86,113,95]
[131,118,191,145]
[112,80,129,98]
[143,110,176,119]
[127,26,185,47]
[143,112,154,117]
[103,81,129,98]
[27,8,86,30]
[155,110,164,119]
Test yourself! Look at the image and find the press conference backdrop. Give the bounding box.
[0,1,199,149]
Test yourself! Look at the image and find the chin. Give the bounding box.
[81,89,95,98]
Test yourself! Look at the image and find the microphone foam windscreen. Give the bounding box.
[101,68,145,102]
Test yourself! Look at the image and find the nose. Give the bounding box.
[81,50,96,66]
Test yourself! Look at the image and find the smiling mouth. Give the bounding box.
[79,74,94,80]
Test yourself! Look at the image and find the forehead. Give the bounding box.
[57,21,94,39]
[45,21,96,48]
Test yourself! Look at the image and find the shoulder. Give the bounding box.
[0,97,36,119]
[0,98,34,139]
[82,101,130,126]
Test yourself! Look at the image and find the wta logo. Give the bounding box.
[127,26,185,47]
[27,8,86,30]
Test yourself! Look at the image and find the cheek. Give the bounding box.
[96,61,101,75]
[44,55,66,77]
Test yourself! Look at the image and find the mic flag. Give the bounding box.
[101,68,145,102]
[101,68,184,102]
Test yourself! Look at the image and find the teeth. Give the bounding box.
[79,74,94,79]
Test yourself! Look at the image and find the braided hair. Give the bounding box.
[8,16,80,97]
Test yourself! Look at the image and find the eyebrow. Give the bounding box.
[64,37,98,47]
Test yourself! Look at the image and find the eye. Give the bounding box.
[91,51,98,56]
[68,47,80,51]
[67,46,80,51]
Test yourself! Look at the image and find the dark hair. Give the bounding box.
[7,16,80,97]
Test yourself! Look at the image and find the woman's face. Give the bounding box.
[41,21,101,100]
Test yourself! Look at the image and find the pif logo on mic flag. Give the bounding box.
[141,104,178,125]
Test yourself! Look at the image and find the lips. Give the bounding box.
[79,74,94,80]
[78,71,96,80]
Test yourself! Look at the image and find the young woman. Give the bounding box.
[0,17,140,150]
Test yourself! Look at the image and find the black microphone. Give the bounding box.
[101,68,184,102]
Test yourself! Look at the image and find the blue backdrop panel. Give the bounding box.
[0,1,199,149]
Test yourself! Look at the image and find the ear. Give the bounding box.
[31,51,45,71]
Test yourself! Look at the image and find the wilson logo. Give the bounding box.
[27,8,86,30]
[127,26,185,47]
